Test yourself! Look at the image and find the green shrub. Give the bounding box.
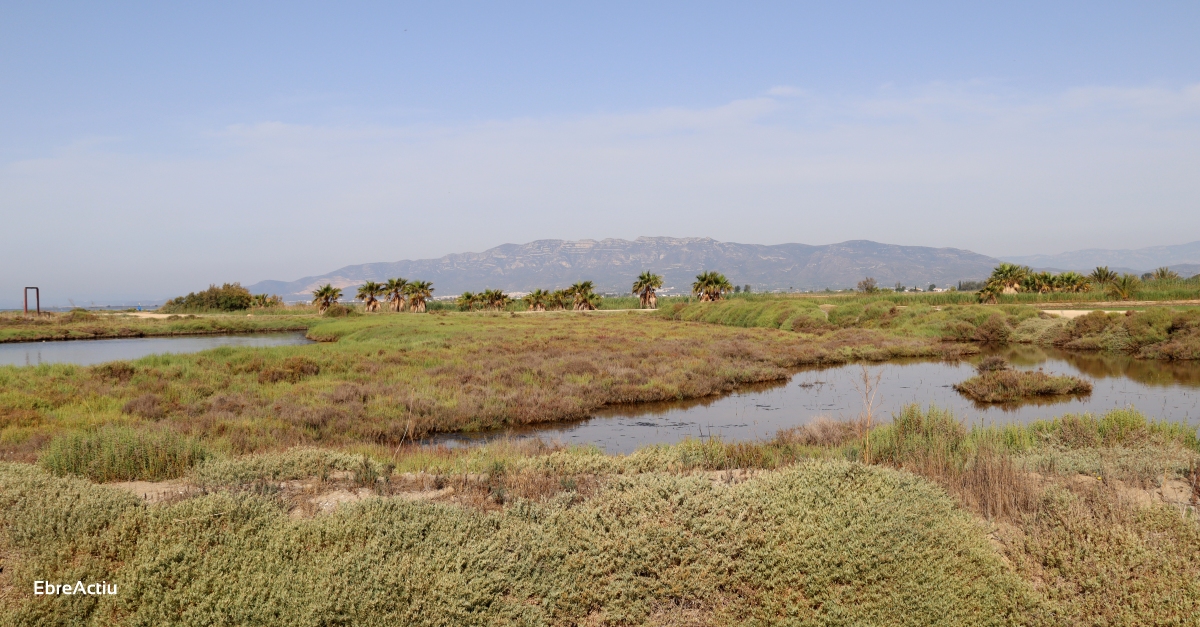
[160,283,253,313]
[1025,408,1200,451]
[39,426,210,482]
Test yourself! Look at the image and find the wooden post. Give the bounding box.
[24,287,39,317]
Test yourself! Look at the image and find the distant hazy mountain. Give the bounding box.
[247,237,1001,299]
[1002,241,1200,274]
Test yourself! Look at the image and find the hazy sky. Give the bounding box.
[3,2,1199,305]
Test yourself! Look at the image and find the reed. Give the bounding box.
[38,425,210,482]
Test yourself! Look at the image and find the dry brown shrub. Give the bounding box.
[232,356,264,373]
[976,355,1010,373]
[258,356,320,384]
[790,315,827,333]
[953,446,1039,521]
[560,358,599,375]
[326,383,373,404]
[209,394,251,415]
[0,432,52,462]
[973,314,1012,343]
[122,393,165,420]
[279,403,348,432]
[94,362,136,383]
[0,408,44,429]
[943,320,978,341]
[1055,414,1103,448]
[777,417,862,447]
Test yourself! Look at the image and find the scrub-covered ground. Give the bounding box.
[2,407,1198,626]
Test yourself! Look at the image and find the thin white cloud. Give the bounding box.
[3,83,1199,305]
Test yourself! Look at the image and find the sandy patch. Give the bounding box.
[109,480,200,503]
[1041,309,1138,319]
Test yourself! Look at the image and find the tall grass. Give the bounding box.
[39,426,210,482]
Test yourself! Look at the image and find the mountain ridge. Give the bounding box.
[246,237,1003,299]
[1002,241,1200,273]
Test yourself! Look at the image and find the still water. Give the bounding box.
[0,333,313,367]
[433,346,1200,453]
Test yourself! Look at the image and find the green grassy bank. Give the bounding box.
[658,298,1200,359]
[0,310,315,343]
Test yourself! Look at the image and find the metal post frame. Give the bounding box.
[24,287,39,317]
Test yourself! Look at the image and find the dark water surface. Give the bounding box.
[433,346,1200,453]
[0,333,313,367]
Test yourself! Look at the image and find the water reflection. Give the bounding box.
[986,345,1200,387]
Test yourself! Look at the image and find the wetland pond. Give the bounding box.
[433,346,1200,453]
[0,333,313,367]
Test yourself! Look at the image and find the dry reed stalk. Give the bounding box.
[853,365,882,464]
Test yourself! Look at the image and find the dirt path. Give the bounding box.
[1033,299,1200,308]
[1040,309,1137,319]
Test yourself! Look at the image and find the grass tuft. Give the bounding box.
[38,426,210,482]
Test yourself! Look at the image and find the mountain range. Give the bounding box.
[1002,241,1200,276]
[246,237,1002,298]
[246,237,1200,300]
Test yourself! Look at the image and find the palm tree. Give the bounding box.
[1152,267,1181,281]
[1107,274,1140,301]
[692,271,732,302]
[250,293,282,308]
[548,289,569,311]
[1089,266,1117,286]
[524,289,549,312]
[404,280,434,312]
[1022,271,1053,294]
[480,289,509,311]
[988,263,1030,294]
[456,292,478,311]
[977,283,1000,304]
[384,278,408,312]
[568,281,598,311]
[356,281,384,312]
[631,271,664,309]
[311,284,342,314]
[1057,272,1090,293]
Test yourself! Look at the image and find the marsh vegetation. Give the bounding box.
[4,288,1200,624]
[2,405,1197,625]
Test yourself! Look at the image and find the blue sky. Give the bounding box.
[3,2,1199,304]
